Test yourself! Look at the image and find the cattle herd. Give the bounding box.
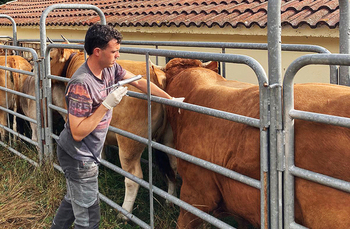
[1,40,350,229]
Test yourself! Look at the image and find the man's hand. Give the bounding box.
[102,86,128,110]
[172,97,185,102]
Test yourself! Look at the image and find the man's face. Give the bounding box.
[99,39,120,68]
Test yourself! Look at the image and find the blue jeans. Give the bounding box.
[51,146,100,229]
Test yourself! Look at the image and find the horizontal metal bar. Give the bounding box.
[122,41,330,53]
[47,74,70,83]
[128,91,261,128]
[0,65,34,76]
[152,141,261,189]
[0,36,12,39]
[45,43,267,86]
[50,133,59,140]
[99,194,151,229]
[289,222,309,229]
[107,125,261,189]
[0,123,38,146]
[48,104,67,115]
[284,54,350,86]
[0,85,36,100]
[23,39,330,54]
[289,166,350,193]
[0,44,38,61]
[120,47,268,86]
[0,105,37,124]
[289,109,350,128]
[0,140,39,167]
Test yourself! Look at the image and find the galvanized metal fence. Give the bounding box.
[0,44,42,165]
[1,1,350,229]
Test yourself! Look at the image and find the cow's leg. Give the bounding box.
[160,123,178,202]
[0,111,7,141]
[12,101,17,142]
[30,122,40,152]
[166,154,177,199]
[117,141,144,221]
[177,166,221,229]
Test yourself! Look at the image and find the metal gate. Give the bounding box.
[1,1,350,229]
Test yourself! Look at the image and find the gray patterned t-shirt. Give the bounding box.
[57,61,126,162]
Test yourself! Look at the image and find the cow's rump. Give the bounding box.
[164,58,350,229]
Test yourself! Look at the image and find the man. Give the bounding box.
[51,24,174,229]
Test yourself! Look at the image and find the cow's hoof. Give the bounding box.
[117,212,129,222]
[165,199,175,208]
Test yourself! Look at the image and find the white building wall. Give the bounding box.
[0,24,340,84]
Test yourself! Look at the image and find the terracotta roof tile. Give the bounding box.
[0,0,340,29]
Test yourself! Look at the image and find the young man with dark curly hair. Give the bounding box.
[51,23,174,229]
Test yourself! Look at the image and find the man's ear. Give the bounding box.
[93,47,101,57]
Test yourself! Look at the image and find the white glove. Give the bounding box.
[171,97,185,114]
[172,97,185,102]
[102,86,128,110]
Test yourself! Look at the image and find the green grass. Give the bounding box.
[0,142,180,229]
[0,140,253,229]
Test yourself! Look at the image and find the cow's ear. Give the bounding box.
[59,48,66,63]
[151,65,166,89]
[203,61,219,73]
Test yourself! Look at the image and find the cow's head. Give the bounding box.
[150,63,167,89]
[48,35,81,77]
[160,58,218,82]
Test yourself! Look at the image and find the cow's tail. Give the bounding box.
[153,147,176,183]
[153,104,176,183]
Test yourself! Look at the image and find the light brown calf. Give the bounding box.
[0,56,32,141]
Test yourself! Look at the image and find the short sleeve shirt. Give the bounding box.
[57,61,126,162]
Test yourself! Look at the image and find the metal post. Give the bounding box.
[146,53,155,228]
[339,0,350,85]
[267,0,282,228]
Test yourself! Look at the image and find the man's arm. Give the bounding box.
[69,86,128,142]
[123,70,172,99]
[69,105,109,142]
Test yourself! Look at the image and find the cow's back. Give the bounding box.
[292,83,350,228]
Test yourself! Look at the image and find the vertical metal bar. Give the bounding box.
[330,65,339,84]
[267,0,282,228]
[339,0,350,85]
[34,59,44,164]
[44,51,53,160]
[146,53,154,228]
[222,48,226,78]
[4,52,11,146]
[283,64,296,229]
[155,45,159,65]
[260,82,270,229]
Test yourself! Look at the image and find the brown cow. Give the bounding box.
[49,46,177,220]
[163,58,350,229]
[20,74,66,144]
[0,56,32,141]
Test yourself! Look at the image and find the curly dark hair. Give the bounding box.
[84,24,123,55]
